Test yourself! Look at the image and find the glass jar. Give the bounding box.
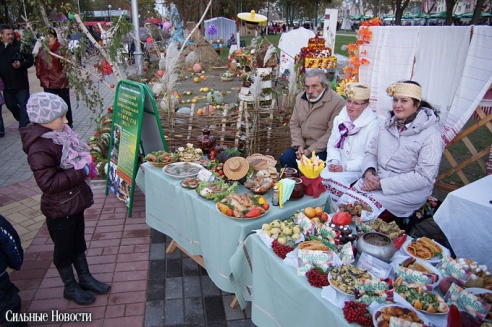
[196,125,216,156]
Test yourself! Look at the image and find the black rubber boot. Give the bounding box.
[73,253,111,294]
[57,266,95,305]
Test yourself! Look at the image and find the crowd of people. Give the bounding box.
[281,69,443,233]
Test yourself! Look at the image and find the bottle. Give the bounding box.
[272,186,279,206]
[196,125,216,156]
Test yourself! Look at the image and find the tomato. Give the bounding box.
[320,212,329,222]
[226,208,233,217]
[208,150,215,160]
[261,203,270,211]
[245,207,261,218]
[331,212,352,226]
[218,170,224,176]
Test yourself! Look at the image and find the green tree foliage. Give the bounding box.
[364,0,393,18]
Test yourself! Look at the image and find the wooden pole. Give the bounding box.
[235,102,243,148]
[187,103,196,140]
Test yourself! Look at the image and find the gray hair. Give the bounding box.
[304,69,329,88]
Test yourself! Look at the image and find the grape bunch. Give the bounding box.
[271,239,294,259]
[342,301,373,327]
[306,267,329,288]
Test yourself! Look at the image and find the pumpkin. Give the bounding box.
[192,63,202,73]
[206,91,224,104]
[331,211,352,226]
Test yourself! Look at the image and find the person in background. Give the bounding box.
[321,82,383,202]
[35,28,73,128]
[0,24,33,129]
[0,77,5,137]
[0,215,28,327]
[280,68,345,169]
[354,81,442,230]
[20,92,110,306]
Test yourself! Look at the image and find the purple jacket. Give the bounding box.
[20,124,93,219]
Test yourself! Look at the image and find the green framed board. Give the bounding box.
[105,80,167,217]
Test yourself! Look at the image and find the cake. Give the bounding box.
[297,36,337,69]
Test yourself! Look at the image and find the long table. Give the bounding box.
[434,174,492,268]
[136,163,329,293]
[230,234,350,326]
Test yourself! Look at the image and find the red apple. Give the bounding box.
[110,84,115,88]
[143,67,148,72]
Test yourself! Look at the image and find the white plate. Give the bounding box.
[216,203,269,220]
[162,162,202,179]
[392,256,442,289]
[372,304,428,327]
[328,271,355,297]
[466,288,492,295]
[402,238,444,264]
[394,286,449,315]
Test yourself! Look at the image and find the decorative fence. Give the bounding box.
[158,98,293,159]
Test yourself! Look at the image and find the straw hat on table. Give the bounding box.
[223,157,250,180]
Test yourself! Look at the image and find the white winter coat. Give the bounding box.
[321,107,383,187]
[355,107,443,217]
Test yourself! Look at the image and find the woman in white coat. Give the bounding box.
[321,83,383,202]
[354,81,443,229]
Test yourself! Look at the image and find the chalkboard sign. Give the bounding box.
[105,80,167,217]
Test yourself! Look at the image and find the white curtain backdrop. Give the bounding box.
[358,26,492,145]
[204,17,237,42]
[278,27,316,77]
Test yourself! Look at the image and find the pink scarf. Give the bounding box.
[41,125,92,170]
[335,121,360,149]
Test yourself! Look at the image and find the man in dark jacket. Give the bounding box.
[0,215,27,327]
[0,24,33,129]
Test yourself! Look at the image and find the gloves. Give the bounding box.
[84,162,99,180]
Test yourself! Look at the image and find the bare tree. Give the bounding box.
[471,0,486,25]
[394,0,412,25]
[444,0,459,25]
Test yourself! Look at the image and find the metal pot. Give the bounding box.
[356,232,396,262]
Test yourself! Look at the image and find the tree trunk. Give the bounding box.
[444,0,457,25]
[471,0,486,25]
[394,0,410,26]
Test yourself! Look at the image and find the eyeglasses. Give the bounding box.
[346,99,367,106]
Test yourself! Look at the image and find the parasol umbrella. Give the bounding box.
[237,10,267,30]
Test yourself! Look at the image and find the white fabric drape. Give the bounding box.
[278,27,315,77]
[204,17,237,42]
[440,26,492,144]
[358,26,492,146]
[359,27,420,117]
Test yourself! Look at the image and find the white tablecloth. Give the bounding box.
[434,174,492,267]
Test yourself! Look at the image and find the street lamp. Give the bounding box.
[108,4,112,21]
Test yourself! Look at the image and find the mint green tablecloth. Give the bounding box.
[136,163,329,293]
[230,234,350,326]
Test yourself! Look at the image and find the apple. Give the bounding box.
[143,67,148,72]
[439,276,460,295]
[109,84,115,88]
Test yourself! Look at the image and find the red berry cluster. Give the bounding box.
[342,301,372,327]
[271,239,294,259]
[306,268,329,288]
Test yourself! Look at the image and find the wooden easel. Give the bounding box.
[435,89,492,192]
